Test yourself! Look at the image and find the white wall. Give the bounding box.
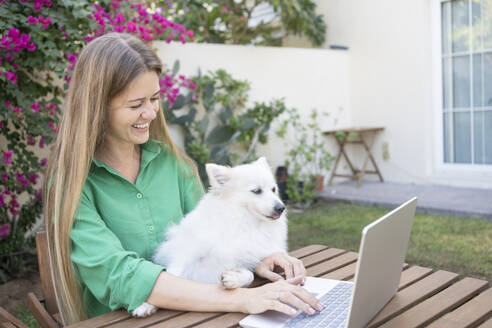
[154,42,351,171]
[287,0,492,188]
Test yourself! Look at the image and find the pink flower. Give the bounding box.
[1,173,8,181]
[186,30,194,37]
[4,72,18,84]
[16,173,29,187]
[0,223,10,240]
[125,21,137,33]
[29,173,39,185]
[47,121,57,133]
[222,6,228,12]
[66,52,77,63]
[3,151,13,164]
[40,16,51,30]
[28,16,39,24]
[27,134,36,145]
[31,103,41,112]
[8,28,20,39]
[114,12,126,24]
[40,158,47,166]
[113,25,125,33]
[5,101,11,108]
[12,107,22,114]
[111,0,120,9]
[39,136,45,148]
[9,196,19,216]
[35,189,42,202]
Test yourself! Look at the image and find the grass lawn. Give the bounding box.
[288,201,492,281]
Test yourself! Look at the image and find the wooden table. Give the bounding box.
[324,127,385,187]
[67,244,492,328]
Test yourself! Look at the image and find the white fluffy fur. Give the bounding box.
[132,157,287,317]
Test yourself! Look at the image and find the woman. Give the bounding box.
[43,33,322,325]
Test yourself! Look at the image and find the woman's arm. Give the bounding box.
[146,271,324,316]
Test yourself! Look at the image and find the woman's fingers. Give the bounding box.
[278,290,317,316]
[291,285,324,312]
[256,263,284,282]
[269,300,298,317]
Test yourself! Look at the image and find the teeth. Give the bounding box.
[132,123,149,129]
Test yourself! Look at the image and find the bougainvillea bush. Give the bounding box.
[0,0,195,282]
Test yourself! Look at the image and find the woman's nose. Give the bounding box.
[141,100,158,119]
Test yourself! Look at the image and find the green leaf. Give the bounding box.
[172,95,186,110]
[203,82,215,101]
[206,125,235,144]
[240,118,256,131]
[198,115,209,136]
[172,60,180,75]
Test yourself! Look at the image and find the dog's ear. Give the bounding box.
[206,163,231,187]
[255,157,270,169]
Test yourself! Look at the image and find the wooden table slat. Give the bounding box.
[288,245,328,259]
[397,266,434,291]
[300,248,346,268]
[149,312,222,328]
[322,262,357,281]
[66,309,130,328]
[188,313,247,328]
[367,270,459,328]
[477,317,492,328]
[307,252,358,277]
[345,263,407,284]
[427,286,492,328]
[106,310,183,328]
[379,277,489,328]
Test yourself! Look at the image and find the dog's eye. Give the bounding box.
[251,188,262,195]
[272,187,276,193]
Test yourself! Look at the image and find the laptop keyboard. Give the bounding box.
[284,282,354,328]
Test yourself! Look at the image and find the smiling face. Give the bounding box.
[106,70,160,148]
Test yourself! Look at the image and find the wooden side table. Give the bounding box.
[323,127,385,187]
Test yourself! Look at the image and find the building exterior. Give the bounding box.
[156,0,492,189]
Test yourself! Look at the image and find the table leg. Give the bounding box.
[328,138,345,185]
[357,135,372,187]
[359,133,384,186]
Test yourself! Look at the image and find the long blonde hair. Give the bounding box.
[43,32,199,325]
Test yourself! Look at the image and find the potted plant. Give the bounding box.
[276,108,335,206]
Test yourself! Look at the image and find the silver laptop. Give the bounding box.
[240,197,417,328]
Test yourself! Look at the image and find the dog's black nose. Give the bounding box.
[274,203,285,215]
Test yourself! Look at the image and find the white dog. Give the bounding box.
[132,157,287,317]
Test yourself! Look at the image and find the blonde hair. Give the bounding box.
[43,33,199,325]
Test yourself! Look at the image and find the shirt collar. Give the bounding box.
[90,139,162,173]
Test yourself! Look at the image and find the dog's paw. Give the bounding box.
[221,270,242,289]
[132,302,157,318]
[221,269,253,289]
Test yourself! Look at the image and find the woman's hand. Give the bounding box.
[255,252,307,282]
[240,277,324,316]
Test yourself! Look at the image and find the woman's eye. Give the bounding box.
[251,188,262,195]
[130,103,143,109]
[151,97,160,102]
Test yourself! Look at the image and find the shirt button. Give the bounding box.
[149,225,154,232]
[136,193,143,199]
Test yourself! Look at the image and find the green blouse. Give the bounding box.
[70,139,204,318]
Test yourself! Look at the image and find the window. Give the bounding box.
[441,0,492,165]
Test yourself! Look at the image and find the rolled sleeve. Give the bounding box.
[70,193,164,313]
